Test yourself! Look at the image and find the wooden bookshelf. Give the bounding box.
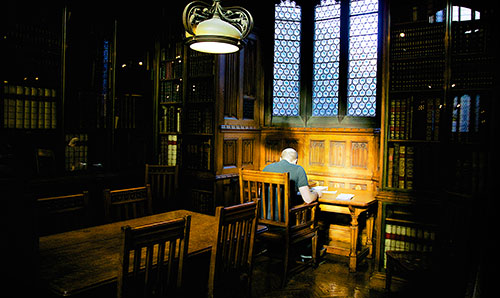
[377,0,494,273]
[154,31,263,214]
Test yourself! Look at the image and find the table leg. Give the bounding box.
[366,210,374,258]
[348,206,359,272]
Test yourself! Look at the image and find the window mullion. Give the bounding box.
[338,0,350,117]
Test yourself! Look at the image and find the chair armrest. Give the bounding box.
[290,201,318,213]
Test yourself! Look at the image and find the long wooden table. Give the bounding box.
[318,189,377,272]
[38,209,216,297]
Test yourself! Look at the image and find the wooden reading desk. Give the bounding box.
[38,209,217,297]
[318,189,377,272]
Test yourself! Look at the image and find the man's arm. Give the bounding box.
[298,185,322,204]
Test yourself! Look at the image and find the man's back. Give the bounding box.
[263,159,308,205]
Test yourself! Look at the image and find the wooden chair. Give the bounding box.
[239,169,319,287]
[37,191,90,235]
[145,164,179,212]
[103,185,153,223]
[208,201,258,298]
[117,215,191,298]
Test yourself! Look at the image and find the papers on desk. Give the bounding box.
[322,190,337,195]
[311,186,328,192]
[335,193,355,200]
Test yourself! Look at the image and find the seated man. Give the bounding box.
[263,148,322,206]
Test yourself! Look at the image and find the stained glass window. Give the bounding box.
[274,0,379,119]
[452,94,481,133]
[313,0,341,116]
[347,0,378,117]
[272,0,302,116]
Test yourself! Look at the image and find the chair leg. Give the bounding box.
[385,258,393,293]
[311,234,318,266]
[281,243,289,288]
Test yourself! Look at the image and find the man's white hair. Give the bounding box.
[281,148,298,162]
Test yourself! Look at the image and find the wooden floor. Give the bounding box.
[251,252,387,298]
[251,249,479,298]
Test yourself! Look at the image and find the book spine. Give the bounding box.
[389,100,395,139]
[398,145,406,189]
[23,87,31,129]
[392,144,399,188]
[51,89,57,129]
[44,89,51,129]
[38,88,45,129]
[8,86,16,128]
[405,146,414,190]
[387,146,394,188]
[15,86,24,129]
[30,87,38,129]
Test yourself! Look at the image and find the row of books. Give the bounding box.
[2,84,57,129]
[451,21,490,55]
[188,56,214,78]
[161,42,183,61]
[160,59,183,80]
[390,23,445,60]
[387,144,414,190]
[446,149,487,195]
[160,81,182,103]
[184,139,212,171]
[451,56,494,90]
[8,23,61,51]
[187,79,214,102]
[64,134,88,172]
[383,222,436,268]
[160,106,181,133]
[185,108,213,134]
[390,59,444,91]
[387,143,445,190]
[389,96,442,141]
[115,94,142,129]
[159,135,179,166]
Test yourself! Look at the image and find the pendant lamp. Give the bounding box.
[182,0,254,54]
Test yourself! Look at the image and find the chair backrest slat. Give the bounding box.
[37,191,90,235]
[239,169,290,228]
[118,215,191,298]
[208,201,258,298]
[104,185,153,223]
[145,164,179,212]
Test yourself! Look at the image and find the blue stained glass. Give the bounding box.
[348,0,378,117]
[313,0,341,116]
[273,0,302,116]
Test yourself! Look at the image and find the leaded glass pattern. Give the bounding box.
[313,0,341,116]
[348,0,378,117]
[273,0,302,116]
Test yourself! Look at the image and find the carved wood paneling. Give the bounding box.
[243,39,257,98]
[351,142,369,169]
[223,53,239,119]
[283,139,298,151]
[242,139,254,166]
[328,181,346,189]
[330,141,346,167]
[223,139,237,167]
[309,140,325,166]
[265,139,281,164]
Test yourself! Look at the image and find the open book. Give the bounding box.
[335,193,355,200]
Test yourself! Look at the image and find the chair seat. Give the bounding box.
[386,251,433,273]
[385,250,438,294]
[257,224,269,235]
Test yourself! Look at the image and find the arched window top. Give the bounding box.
[434,6,481,23]
[275,0,301,21]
